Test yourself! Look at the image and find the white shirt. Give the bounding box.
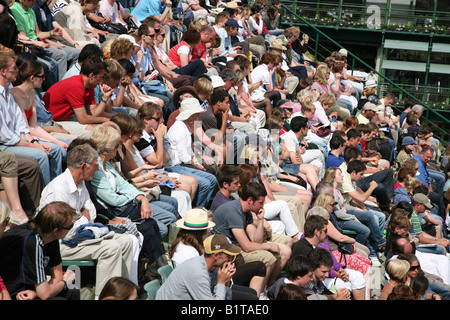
[0,85,29,146]
[164,120,194,168]
[281,130,300,154]
[171,241,200,266]
[251,64,271,92]
[39,168,97,241]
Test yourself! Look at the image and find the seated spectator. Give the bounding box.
[134,102,199,203]
[380,259,411,300]
[306,247,352,300]
[131,0,172,24]
[305,205,368,300]
[210,164,241,213]
[11,59,69,153]
[163,98,217,208]
[211,181,289,288]
[10,0,80,83]
[414,146,446,200]
[167,28,208,80]
[329,61,358,113]
[320,170,384,262]
[38,143,138,297]
[0,202,78,300]
[326,134,346,169]
[280,115,323,187]
[43,60,112,138]
[0,52,65,186]
[89,125,177,239]
[155,233,239,300]
[267,254,315,300]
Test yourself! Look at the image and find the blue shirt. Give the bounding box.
[326,152,344,169]
[131,0,165,22]
[413,154,429,186]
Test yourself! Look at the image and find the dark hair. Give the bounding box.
[410,275,429,299]
[117,58,136,76]
[289,116,308,133]
[0,14,18,50]
[307,247,334,268]
[412,185,429,196]
[285,255,317,280]
[217,165,243,188]
[329,134,346,150]
[138,23,150,38]
[343,146,362,163]
[347,128,362,140]
[303,215,327,238]
[80,60,107,76]
[387,284,414,300]
[31,202,76,237]
[98,277,139,300]
[182,29,201,45]
[78,44,104,64]
[210,89,229,106]
[347,160,366,175]
[13,59,43,86]
[275,283,306,300]
[239,181,267,201]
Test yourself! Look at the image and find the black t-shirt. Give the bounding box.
[0,223,61,297]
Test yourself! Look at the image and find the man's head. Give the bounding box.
[77,44,104,65]
[137,102,164,133]
[347,160,366,182]
[32,202,77,239]
[239,181,267,213]
[224,19,240,36]
[67,144,99,181]
[343,146,362,164]
[0,51,18,85]
[289,116,308,137]
[210,89,229,112]
[412,193,432,213]
[383,93,396,107]
[203,234,241,267]
[200,24,216,43]
[80,60,107,88]
[329,134,346,153]
[217,165,242,191]
[303,215,328,243]
[419,147,434,164]
[219,68,238,91]
[346,128,361,147]
[307,248,334,283]
[138,23,156,46]
[286,255,316,287]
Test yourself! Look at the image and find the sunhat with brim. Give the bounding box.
[175,208,215,230]
[364,79,377,89]
[118,34,140,47]
[269,41,287,51]
[176,97,205,121]
[210,75,226,88]
[203,234,241,256]
[173,86,199,109]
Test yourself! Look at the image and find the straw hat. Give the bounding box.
[175,208,215,230]
[269,41,287,51]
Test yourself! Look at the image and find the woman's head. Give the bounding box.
[89,125,121,156]
[385,259,410,283]
[182,29,201,47]
[110,39,134,60]
[313,193,336,214]
[313,65,329,85]
[98,277,139,300]
[323,167,343,185]
[12,59,44,87]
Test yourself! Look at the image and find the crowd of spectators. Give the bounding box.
[1,0,450,302]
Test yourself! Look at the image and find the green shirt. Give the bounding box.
[410,210,423,236]
[10,2,38,40]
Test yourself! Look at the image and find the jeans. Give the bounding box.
[43,46,80,81]
[165,164,217,208]
[429,168,446,198]
[174,59,207,81]
[347,208,385,257]
[357,168,394,210]
[428,282,450,300]
[150,195,178,237]
[0,142,66,186]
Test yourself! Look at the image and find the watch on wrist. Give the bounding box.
[30,139,39,144]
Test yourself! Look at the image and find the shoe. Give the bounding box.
[370,257,381,267]
[377,240,386,251]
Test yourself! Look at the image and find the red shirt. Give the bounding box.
[167,40,190,68]
[191,41,206,62]
[43,75,96,121]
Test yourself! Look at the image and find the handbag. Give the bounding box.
[141,80,168,95]
[337,242,354,265]
[315,124,331,137]
[250,87,266,102]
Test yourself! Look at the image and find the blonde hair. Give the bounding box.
[109,39,134,60]
[314,193,335,211]
[193,77,214,96]
[103,59,125,80]
[301,101,316,113]
[319,93,336,107]
[313,65,329,85]
[323,167,339,184]
[90,125,121,155]
[386,259,410,282]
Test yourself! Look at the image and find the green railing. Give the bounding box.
[280,3,450,146]
[281,0,450,36]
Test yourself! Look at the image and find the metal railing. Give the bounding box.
[280,3,450,146]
